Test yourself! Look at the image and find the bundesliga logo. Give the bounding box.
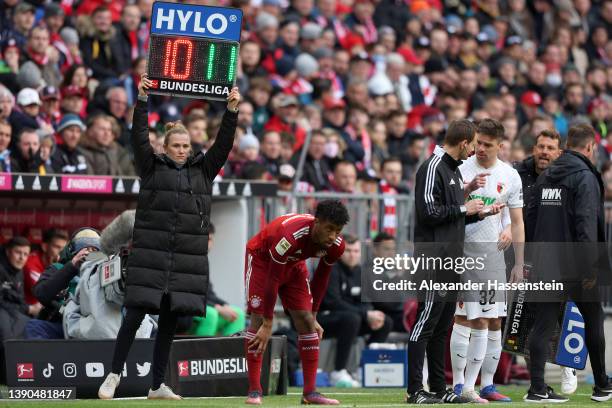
[178,361,189,377]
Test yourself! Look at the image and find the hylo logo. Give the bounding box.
[155,8,230,35]
[17,363,34,379]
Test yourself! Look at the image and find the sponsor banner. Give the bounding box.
[168,336,287,397]
[6,337,287,398]
[0,173,276,197]
[61,176,113,194]
[503,296,587,369]
[0,173,11,190]
[5,340,154,397]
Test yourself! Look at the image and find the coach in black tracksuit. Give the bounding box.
[406,120,503,404]
[525,124,612,402]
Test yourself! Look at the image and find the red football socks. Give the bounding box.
[298,332,320,395]
[245,329,263,393]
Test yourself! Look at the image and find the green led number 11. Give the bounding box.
[163,39,238,82]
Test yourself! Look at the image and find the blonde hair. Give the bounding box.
[163,121,189,145]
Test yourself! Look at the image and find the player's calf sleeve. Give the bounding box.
[298,333,320,395]
[245,329,263,393]
[450,323,471,387]
[464,328,488,391]
[480,329,502,388]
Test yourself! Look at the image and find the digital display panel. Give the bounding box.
[147,2,242,100]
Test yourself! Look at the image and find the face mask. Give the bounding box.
[324,142,339,158]
[546,73,562,87]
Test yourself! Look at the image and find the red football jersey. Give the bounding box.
[247,213,345,266]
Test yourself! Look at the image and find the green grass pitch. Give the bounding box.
[0,385,598,407]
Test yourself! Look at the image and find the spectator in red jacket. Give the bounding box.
[23,229,69,308]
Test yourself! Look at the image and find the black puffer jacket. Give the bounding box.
[126,99,237,315]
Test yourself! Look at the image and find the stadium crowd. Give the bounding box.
[0,0,611,395]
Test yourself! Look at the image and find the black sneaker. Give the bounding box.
[435,388,470,403]
[406,389,441,404]
[523,386,568,403]
[591,382,612,402]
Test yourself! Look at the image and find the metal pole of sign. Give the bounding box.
[290,129,313,213]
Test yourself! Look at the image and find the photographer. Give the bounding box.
[27,228,101,339]
[98,74,240,400]
[63,210,155,339]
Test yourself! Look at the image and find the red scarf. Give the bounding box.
[26,47,48,66]
[378,180,398,237]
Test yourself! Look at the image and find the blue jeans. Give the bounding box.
[24,320,64,339]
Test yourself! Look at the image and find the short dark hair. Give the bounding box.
[315,200,350,226]
[17,127,37,142]
[208,222,216,235]
[373,232,395,243]
[477,118,505,141]
[535,129,562,148]
[444,119,477,147]
[343,234,359,245]
[567,124,595,149]
[6,236,30,249]
[43,228,69,244]
[333,160,356,172]
[381,156,402,170]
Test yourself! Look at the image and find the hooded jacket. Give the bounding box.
[527,150,610,285]
[125,99,237,315]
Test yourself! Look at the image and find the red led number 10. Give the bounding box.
[163,39,194,80]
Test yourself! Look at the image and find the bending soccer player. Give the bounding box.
[244,200,349,405]
[451,119,524,403]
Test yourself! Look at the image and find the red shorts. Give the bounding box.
[244,250,313,315]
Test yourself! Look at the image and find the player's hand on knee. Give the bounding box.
[249,322,272,355]
[314,320,324,340]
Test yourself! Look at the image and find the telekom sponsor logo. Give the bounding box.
[61,176,112,193]
[0,173,11,190]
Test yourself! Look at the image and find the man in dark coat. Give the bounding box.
[525,124,612,403]
[98,74,240,401]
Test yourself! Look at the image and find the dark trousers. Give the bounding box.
[24,320,63,339]
[529,300,608,392]
[407,297,455,394]
[111,294,178,389]
[318,310,392,371]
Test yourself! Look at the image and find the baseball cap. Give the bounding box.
[57,113,86,133]
[17,88,41,106]
[61,85,83,98]
[415,36,430,49]
[476,32,492,44]
[351,51,371,63]
[323,97,346,110]
[504,35,523,47]
[278,94,299,108]
[279,163,296,182]
[520,91,542,107]
[44,2,64,18]
[40,86,59,101]
[15,2,35,14]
